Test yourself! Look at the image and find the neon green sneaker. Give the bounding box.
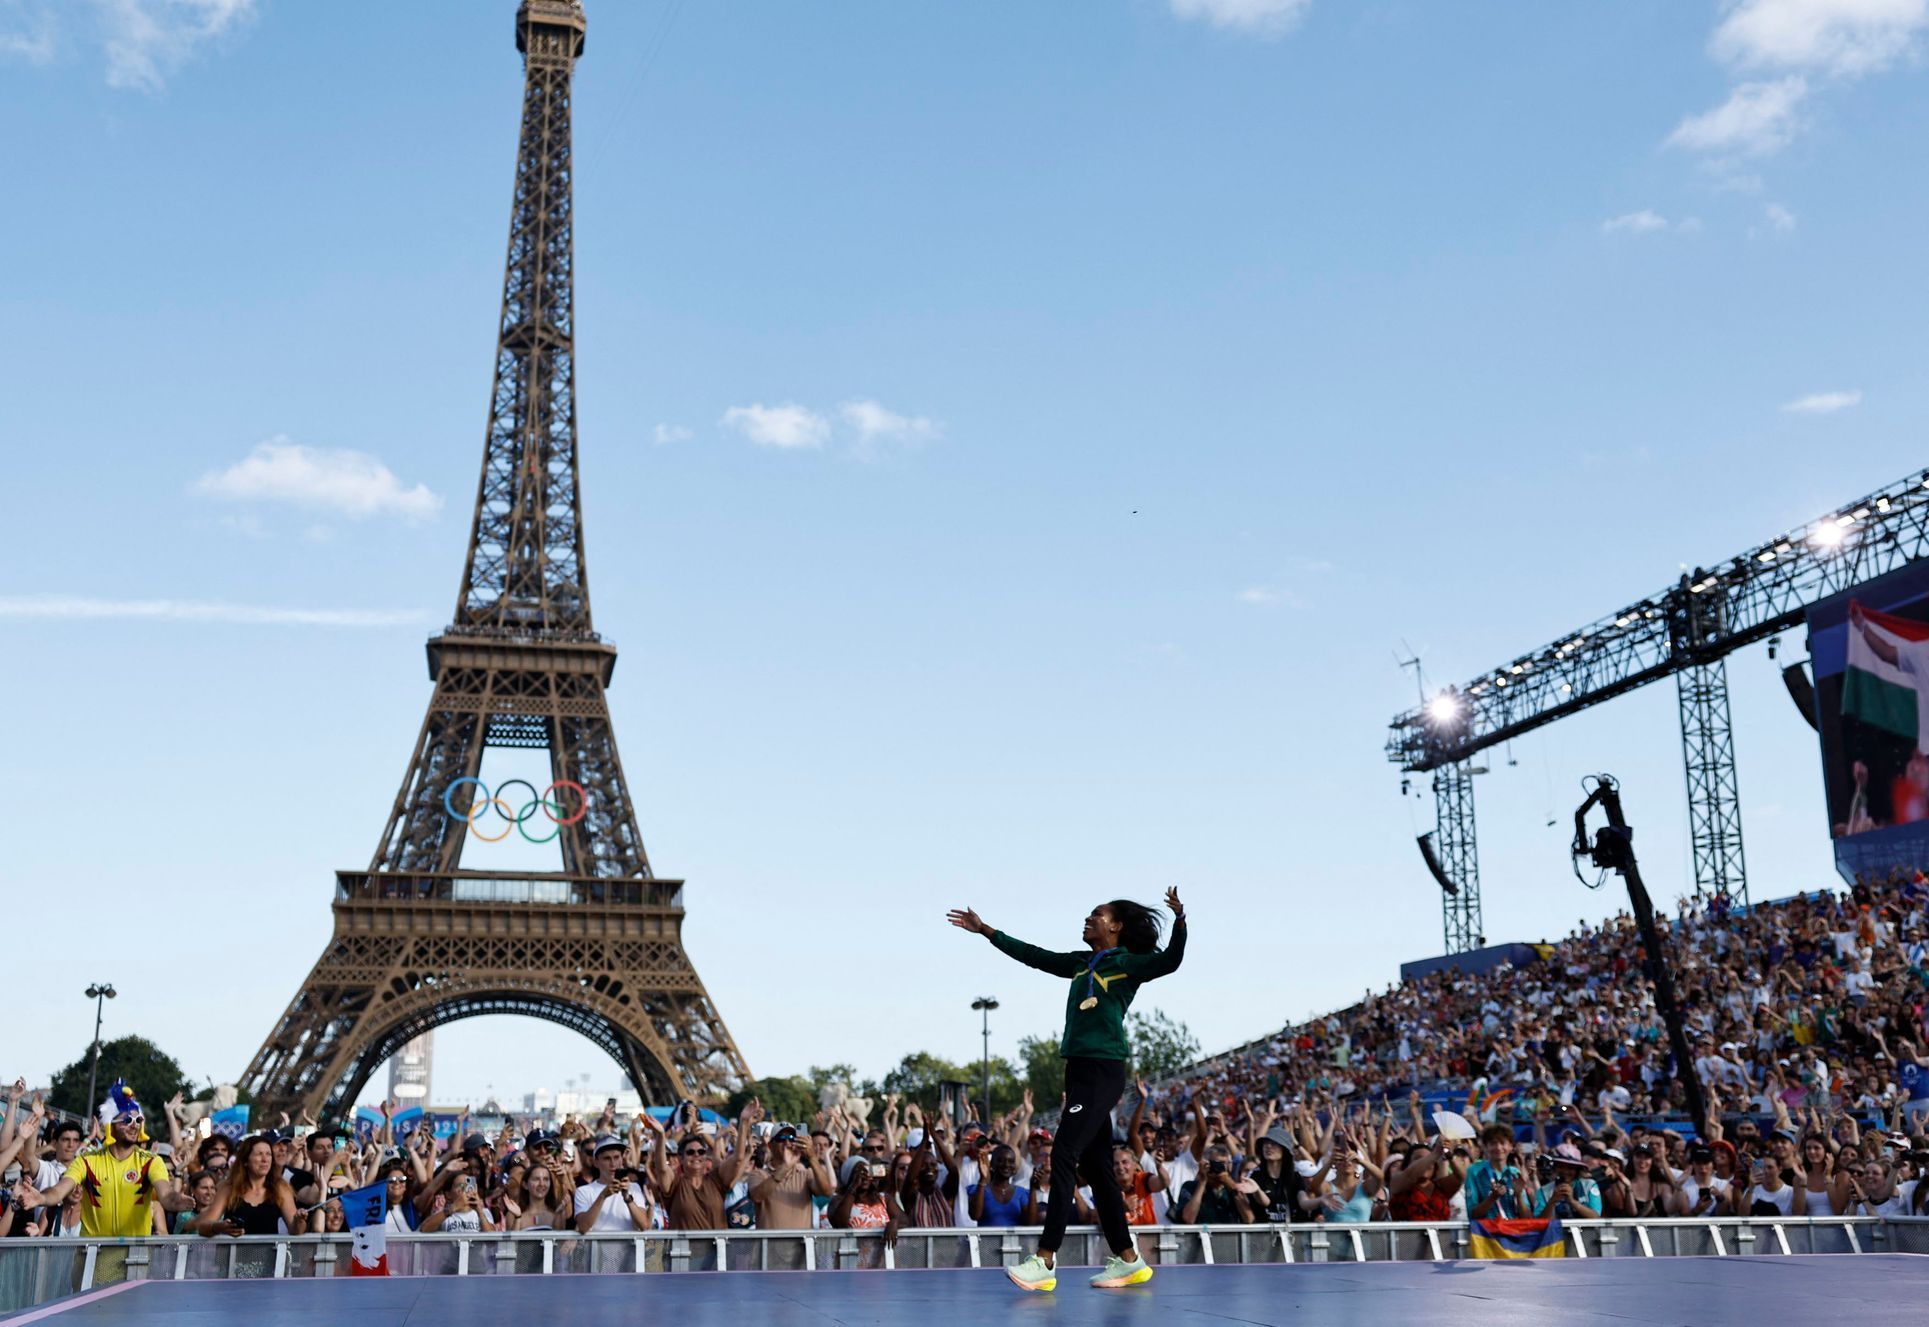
[1090,1253,1153,1288]
[1006,1254,1057,1292]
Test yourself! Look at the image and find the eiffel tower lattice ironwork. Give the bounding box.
[240,0,750,1118]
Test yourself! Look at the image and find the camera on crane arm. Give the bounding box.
[1563,773,1711,1139]
[1571,774,1635,885]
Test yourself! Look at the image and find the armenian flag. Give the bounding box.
[1469,1216,1568,1259]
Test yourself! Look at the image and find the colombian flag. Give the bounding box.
[1469,1216,1568,1259]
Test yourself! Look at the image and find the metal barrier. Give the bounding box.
[1,1218,1919,1313]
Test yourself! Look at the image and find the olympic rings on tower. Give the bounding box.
[442,777,589,844]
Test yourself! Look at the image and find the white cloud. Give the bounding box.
[1601,209,1670,234]
[1599,211,1703,235]
[652,423,693,445]
[1782,389,1862,412]
[1168,0,1311,38]
[96,0,255,92]
[841,399,938,442]
[1666,76,1809,156]
[1237,587,1281,606]
[0,5,56,63]
[1670,2,1926,161]
[720,402,830,450]
[0,594,428,627]
[1765,201,1798,229]
[840,399,940,458]
[193,437,442,521]
[1711,0,1928,76]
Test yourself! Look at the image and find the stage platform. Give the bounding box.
[6,1254,1924,1327]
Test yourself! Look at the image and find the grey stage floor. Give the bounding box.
[6,1254,1925,1326]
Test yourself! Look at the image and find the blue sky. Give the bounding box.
[7,0,1929,1107]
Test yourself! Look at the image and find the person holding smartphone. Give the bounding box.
[573,1136,652,1233]
[829,1153,903,1245]
[195,1136,297,1237]
[747,1125,834,1230]
[419,1170,496,1233]
[1738,1153,1804,1217]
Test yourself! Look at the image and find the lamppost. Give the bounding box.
[971,996,999,1120]
[84,983,117,1114]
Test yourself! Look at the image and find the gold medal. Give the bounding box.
[1079,997,1098,1011]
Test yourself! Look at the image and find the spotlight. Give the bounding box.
[1813,522,1845,548]
[1428,694,1460,724]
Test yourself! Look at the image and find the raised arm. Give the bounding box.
[1851,602,1901,666]
[948,907,1086,977]
[719,1100,762,1189]
[0,1080,22,1158]
[802,1138,836,1198]
[643,1120,674,1194]
[164,1094,188,1161]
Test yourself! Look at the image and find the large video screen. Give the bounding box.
[1808,562,1929,863]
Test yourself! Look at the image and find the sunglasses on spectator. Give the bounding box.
[681,1146,710,1158]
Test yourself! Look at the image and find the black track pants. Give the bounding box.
[1040,1056,1131,1256]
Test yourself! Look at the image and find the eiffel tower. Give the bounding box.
[240,0,749,1119]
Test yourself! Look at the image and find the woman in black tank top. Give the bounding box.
[195,1136,296,1238]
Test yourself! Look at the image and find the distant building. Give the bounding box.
[521,1085,645,1122]
[388,1032,433,1105]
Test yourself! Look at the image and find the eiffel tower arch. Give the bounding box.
[240,0,750,1119]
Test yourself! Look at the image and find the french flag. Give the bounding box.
[339,1181,391,1276]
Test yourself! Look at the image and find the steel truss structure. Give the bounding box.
[1433,761,1482,953]
[240,1,750,1118]
[1388,466,1929,949]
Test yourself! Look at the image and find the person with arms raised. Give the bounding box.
[949,888,1187,1292]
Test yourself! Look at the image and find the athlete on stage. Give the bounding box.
[947,887,1187,1291]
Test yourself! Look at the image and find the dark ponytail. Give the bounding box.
[1105,898,1166,955]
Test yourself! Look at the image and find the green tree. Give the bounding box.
[48,1035,189,1119]
[970,1056,1027,1117]
[1125,1008,1200,1082]
[880,1051,969,1111]
[1018,1033,1064,1108]
[724,1075,819,1124]
[805,1062,881,1100]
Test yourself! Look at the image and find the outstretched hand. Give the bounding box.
[946,908,989,936]
[1165,887,1185,920]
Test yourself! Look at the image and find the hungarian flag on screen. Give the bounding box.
[1469,1216,1567,1259]
[339,1181,390,1276]
[1845,602,1929,748]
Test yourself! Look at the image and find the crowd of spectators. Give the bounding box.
[1129,868,1929,1223]
[7,871,1929,1243]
